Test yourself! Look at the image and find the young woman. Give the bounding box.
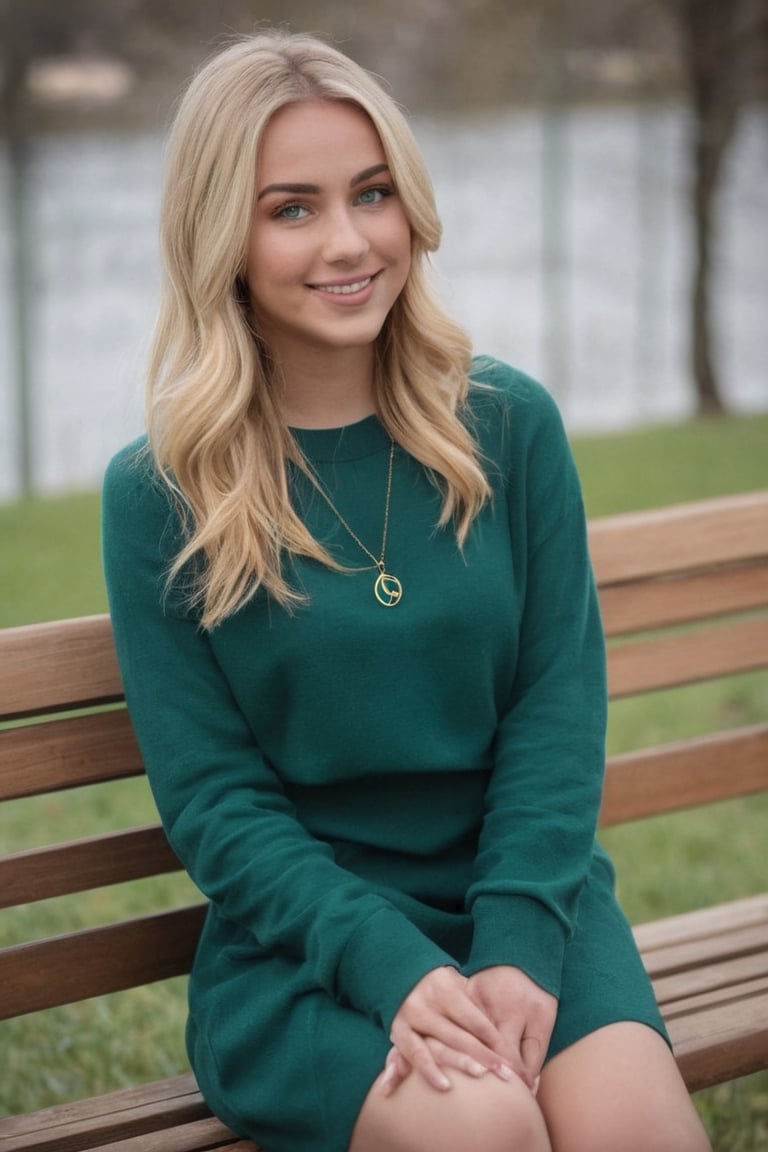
[102,30,711,1152]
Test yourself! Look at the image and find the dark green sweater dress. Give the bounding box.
[102,359,666,1152]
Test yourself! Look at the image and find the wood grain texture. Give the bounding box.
[0,709,142,801]
[599,559,768,637]
[0,905,206,1020]
[0,615,121,721]
[606,616,768,697]
[600,724,768,824]
[0,825,181,909]
[589,490,768,585]
[0,1072,258,1152]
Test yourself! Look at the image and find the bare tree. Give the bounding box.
[661,0,768,414]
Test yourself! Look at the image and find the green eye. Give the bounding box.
[357,186,390,205]
[277,203,308,219]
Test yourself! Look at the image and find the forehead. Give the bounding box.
[257,100,387,180]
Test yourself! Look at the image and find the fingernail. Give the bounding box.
[437,1073,452,1091]
[468,1060,487,1077]
[496,1063,515,1081]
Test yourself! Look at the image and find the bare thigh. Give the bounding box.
[349,1065,552,1152]
[537,1022,712,1152]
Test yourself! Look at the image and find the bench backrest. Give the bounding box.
[1,489,767,1021]
[593,491,768,823]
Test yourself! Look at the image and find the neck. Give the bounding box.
[275,345,377,430]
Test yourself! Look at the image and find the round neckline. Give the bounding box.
[289,413,391,463]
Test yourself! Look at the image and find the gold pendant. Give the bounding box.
[374,571,403,607]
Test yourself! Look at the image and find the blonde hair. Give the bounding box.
[148,30,491,629]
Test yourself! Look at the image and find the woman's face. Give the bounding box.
[246,100,412,366]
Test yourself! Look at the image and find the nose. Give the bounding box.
[321,206,370,264]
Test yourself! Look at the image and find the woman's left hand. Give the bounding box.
[466,965,557,1090]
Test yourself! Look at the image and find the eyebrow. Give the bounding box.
[351,163,390,187]
[257,163,391,201]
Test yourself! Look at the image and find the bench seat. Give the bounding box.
[2,894,765,1151]
[0,1073,249,1152]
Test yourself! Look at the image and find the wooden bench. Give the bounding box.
[1,489,767,1151]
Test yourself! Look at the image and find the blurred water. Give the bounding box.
[0,101,766,500]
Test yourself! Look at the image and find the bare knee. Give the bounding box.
[445,1073,551,1152]
[350,1066,552,1152]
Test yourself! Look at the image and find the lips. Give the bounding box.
[309,274,377,295]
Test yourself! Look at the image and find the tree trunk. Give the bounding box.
[690,86,734,415]
[678,0,741,415]
[2,5,35,492]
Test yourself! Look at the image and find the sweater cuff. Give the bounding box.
[463,893,567,998]
[337,905,457,1033]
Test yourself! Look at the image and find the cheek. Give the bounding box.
[245,239,296,303]
[385,213,412,273]
[393,209,412,253]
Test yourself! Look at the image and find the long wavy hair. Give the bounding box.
[147,30,491,629]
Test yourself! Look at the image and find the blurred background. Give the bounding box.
[0,0,766,500]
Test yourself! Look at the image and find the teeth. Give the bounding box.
[314,277,371,295]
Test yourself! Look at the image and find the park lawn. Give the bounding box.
[1,410,767,1147]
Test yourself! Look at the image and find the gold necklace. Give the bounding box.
[310,439,402,607]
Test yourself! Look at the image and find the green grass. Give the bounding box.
[1,411,767,1146]
[0,490,105,626]
[571,410,768,516]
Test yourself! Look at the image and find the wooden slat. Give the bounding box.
[85,1117,255,1152]
[634,894,768,953]
[636,894,768,1091]
[0,1074,208,1152]
[0,905,207,1019]
[640,923,768,981]
[0,615,122,721]
[600,724,768,825]
[0,1071,261,1152]
[606,615,768,698]
[666,983,768,1092]
[653,955,768,1007]
[0,825,181,910]
[599,559,768,637]
[0,709,143,801]
[662,974,768,1019]
[589,490,768,585]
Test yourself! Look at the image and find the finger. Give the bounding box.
[435,987,505,1054]
[393,986,506,1061]
[489,1025,537,1091]
[425,1032,528,1089]
[392,1012,506,1079]
[520,1034,546,1082]
[379,1047,411,1097]
[403,969,504,1055]
[424,1037,531,1093]
[424,1037,487,1080]
[389,1028,452,1093]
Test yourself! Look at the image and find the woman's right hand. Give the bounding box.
[383,966,530,1096]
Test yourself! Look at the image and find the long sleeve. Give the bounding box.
[463,370,607,998]
[102,442,456,1034]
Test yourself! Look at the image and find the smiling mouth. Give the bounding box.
[311,276,374,295]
